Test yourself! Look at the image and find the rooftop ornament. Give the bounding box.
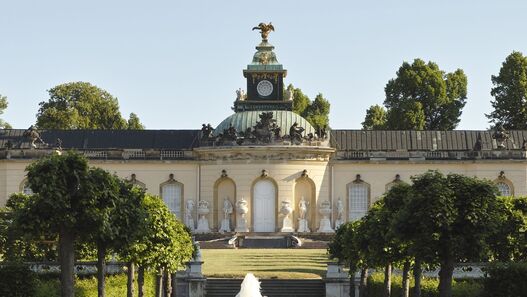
[252,22,274,42]
[492,122,509,149]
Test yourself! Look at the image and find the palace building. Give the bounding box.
[0,27,525,235]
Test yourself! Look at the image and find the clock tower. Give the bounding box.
[234,23,292,112]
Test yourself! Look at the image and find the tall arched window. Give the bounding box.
[348,175,370,221]
[496,182,511,196]
[160,174,183,219]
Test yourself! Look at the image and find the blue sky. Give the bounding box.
[1,0,526,130]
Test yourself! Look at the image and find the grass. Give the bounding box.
[201,249,328,279]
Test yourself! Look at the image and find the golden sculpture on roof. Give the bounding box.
[252,22,274,41]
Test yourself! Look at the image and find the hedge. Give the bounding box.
[482,262,527,297]
[0,264,38,297]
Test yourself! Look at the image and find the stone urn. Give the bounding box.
[235,197,249,232]
[280,200,294,232]
[317,200,334,233]
[196,200,210,233]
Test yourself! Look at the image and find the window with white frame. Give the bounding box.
[348,182,369,221]
[496,182,511,196]
[161,183,182,219]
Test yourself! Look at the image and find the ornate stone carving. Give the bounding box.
[235,197,249,232]
[318,200,334,233]
[196,200,210,233]
[297,196,310,233]
[252,22,275,41]
[201,123,214,140]
[492,122,509,149]
[301,169,308,178]
[249,112,281,143]
[236,88,246,101]
[261,169,268,177]
[289,122,305,145]
[221,169,228,178]
[219,197,233,233]
[473,134,483,151]
[280,200,294,232]
[23,125,46,149]
[285,85,294,101]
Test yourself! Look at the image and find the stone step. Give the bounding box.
[205,278,325,297]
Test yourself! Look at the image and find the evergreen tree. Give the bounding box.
[0,94,11,129]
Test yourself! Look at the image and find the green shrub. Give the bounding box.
[366,272,482,297]
[482,262,527,297]
[0,264,38,297]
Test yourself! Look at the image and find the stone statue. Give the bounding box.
[284,85,294,101]
[297,196,310,233]
[492,122,509,149]
[473,134,482,151]
[236,88,246,101]
[289,122,305,145]
[251,112,280,143]
[219,197,233,233]
[317,200,334,233]
[196,200,210,233]
[252,22,275,41]
[201,123,214,140]
[185,200,195,231]
[335,197,344,230]
[235,197,249,232]
[23,125,46,148]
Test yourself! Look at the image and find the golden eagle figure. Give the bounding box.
[252,22,274,41]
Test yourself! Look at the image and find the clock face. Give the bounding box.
[256,80,273,97]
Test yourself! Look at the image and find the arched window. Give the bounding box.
[19,179,33,195]
[348,175,370,221]
[160,174,183,219]
[496,182,511,196]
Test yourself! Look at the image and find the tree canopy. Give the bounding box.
[0,94,12,129]
[36,82,144,130]
[362,59,467,130]
[487,51,527,129]
[290,84,330,132]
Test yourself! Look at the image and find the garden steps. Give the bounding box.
[205,278,325,297]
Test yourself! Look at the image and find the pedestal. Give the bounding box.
[219,218,231,233]
[235,215,249,232]
[196,216,210,233]
[175,261,206,297]
[281,216,294,232]
[325,263,351,297]
[334,219,344,230]
[297,218,310,233]
[318,217,334,233]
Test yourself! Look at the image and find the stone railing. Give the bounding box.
[0,261,126,275]
[0,148,192,161]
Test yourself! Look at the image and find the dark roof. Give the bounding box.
[330,130,527,151]
[0,129,200,150]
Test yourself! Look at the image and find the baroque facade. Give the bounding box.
[0,30,524,235]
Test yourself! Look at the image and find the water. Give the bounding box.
[235,273,264,297]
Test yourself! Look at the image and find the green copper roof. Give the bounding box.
[214,110,315,137]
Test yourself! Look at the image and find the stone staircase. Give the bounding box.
[205,278,325,297]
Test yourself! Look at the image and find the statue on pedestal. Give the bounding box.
[317,200,334,233]
[196,200,210,233]
[297,196,310,233]
[334,197,344,230]
[289,122,305,145]
[185,200,195,231]
[280,200,294,232]
[219,197,233,233]
[235,197,249,232]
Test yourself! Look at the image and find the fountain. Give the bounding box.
[235,273,264,297]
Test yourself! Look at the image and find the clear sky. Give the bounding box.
[1,0,526,130]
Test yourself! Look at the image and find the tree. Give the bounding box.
[362,104,387,130]
[81,169,146,297]
[488,196,527,261]
[19,151,95,297]
[397,171,503,297]
[36,82,144,130]
[364,59,467,130]
[289,84,331,132]
[0,94,12,129]
[122,194,193,297]
[487,51,527,129]
[127,112,145,130]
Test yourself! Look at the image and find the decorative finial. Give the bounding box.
[221,169,228,178]
[261,169,268,177]
[252,22,275,42]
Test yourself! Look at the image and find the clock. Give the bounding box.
[256,80,273,97]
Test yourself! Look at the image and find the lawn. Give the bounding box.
[201,249,329,279]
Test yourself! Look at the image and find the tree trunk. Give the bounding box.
[59,228,75,297]
[383,263,391,297]
[138,266,145,297]
[359,268,368,297]
[401,260,410,297]
[96,243,106,297]
[413,259,422,297]
[171,273,177,297]
[127,262,134,297]
[163,270,171,297]
[438,257,455,297]
[155,269,163,297]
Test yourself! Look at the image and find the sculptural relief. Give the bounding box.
[297,196,310,233]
